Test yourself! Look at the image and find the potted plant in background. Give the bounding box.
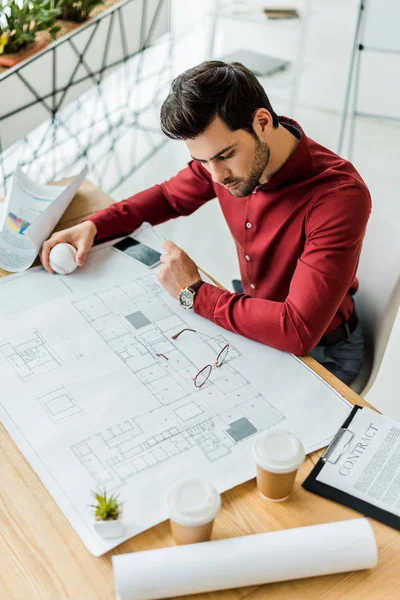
[91,488,124,539]
[0,0,61,68]
[59,0,104,23]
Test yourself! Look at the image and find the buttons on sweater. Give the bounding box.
[246,222,252,229]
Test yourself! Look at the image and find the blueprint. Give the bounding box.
[0,232,351,556]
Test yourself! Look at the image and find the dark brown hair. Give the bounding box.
[160,61,279,140]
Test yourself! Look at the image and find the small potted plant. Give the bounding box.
[59,0,104,23]
[91,488,124,539]
[0,0,61,68]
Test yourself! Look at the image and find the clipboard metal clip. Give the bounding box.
[321,427,355,464]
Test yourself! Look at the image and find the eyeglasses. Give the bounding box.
[171,328,229,388]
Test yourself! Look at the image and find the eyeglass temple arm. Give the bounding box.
[171,328,197,340]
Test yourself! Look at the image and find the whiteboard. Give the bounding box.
[363,0,400,52]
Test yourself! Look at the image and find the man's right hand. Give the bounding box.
[41,221,97,274]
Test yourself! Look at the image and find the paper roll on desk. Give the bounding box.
[113,518,377,600]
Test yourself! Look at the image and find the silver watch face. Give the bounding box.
[179,289,194,309]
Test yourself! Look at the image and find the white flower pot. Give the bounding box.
[93,517,124,539]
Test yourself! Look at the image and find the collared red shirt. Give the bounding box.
[88,117,371,355]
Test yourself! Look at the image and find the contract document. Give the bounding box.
[304,405,400,530]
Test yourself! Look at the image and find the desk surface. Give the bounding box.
[0,182,398,600]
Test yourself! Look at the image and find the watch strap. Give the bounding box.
[188,280,204,294]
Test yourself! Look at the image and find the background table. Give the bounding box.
[0,181,398,600]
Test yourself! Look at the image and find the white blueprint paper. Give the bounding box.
[0,239,351,555]
[0,164,87,272]
[113,519,377,600]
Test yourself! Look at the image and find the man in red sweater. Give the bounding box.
[41,61,371,385]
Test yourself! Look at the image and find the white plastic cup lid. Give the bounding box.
[252,430,305,474]
[166,479,221,527]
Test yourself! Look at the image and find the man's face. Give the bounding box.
[185,116,270,197]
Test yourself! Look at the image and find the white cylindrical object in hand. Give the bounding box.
[49,243,78,274]
[112,519,377,600]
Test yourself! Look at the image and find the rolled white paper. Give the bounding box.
[113,518,377,600]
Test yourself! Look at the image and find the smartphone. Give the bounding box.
[113,237,161,268]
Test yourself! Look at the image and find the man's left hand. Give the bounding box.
[158,240,201,299]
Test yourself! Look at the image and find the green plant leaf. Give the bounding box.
[1,0,61,53]
[91,488,121,521]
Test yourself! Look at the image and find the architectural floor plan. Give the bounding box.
[0,239,351,555]
[71,274,283,490]
[0,329,63,380]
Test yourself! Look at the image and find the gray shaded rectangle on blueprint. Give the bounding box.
[226,417,257,442]
[125,311,151,329]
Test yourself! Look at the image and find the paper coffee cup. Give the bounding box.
[252,430,305,501]
[166,479,221,545]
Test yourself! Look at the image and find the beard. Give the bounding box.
[223,137,270,197]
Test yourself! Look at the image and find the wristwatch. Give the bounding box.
[178,280,204,310]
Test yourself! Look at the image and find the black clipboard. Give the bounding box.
[302,405,400,531]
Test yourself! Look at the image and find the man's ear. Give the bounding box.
[253,108,273,136]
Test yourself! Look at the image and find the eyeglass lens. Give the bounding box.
[194,364,212,388]
[216,344,229,367]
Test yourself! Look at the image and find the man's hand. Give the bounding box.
[158,240,201,298]
[41,221,97,274]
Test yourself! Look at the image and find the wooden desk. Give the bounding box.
[0,182,398,600]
